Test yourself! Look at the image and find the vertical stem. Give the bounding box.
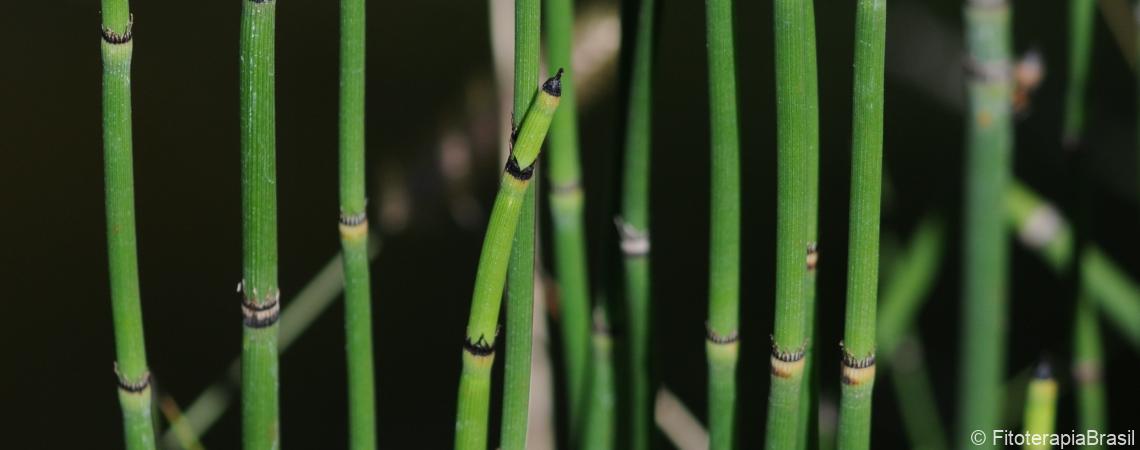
[837,0,886,448]
[240,1,281,449]
[100,1,155,448]
[958,3,1012,449]
[765,0,815,446]
[1073,290,1107,449]
[619,0,656,448]
[499,0,540,448]
[704,0,743,447]
[1021,364,1058,450]
[583,306,617,450]
[888,338,949,450]
[338,0,377,447]
[458,75,560,450]
[797,1,822,448]
[544,0,592,435]
[1063,0,1096,146]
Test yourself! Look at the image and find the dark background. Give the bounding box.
[1,0,1137,448]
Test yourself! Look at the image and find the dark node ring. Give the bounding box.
[340,211,368,227]
[839,341,876,369]
[241,290,281,328]
[770,335,807,362]
[250,0,276,3]
[114,363,152,393]
[542,68,564,97]
[101,14,134,45]
[706,323,740,345]
[505,156,535,181]
[463,335,495,357]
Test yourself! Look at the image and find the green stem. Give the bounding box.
[765,0,816,446]
[797,2,821,441]
[837,0,887,448]
[338,0,377,446]
[456,74,560,450]
[888,338,949,450]
[876,215,945,357]
[1021,364,1058,450]
[704,0,741,447]
[958,3,1013,448]
[499,0,540,447]
[583,307,617,450]
[1063,0,1096,145]
[543,0,592,435]
[100,0,155,448]
[1073,289,1107,449]
[619,0,656,448]
[1082,247,1140,349]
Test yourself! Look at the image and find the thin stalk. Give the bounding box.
[889,338,949,450]
[619,0,656,448]
[765,0,816,446]
[797,2,822,447]
[837,0,887,447]
[1073,289,1107,449]
[456,73,561,450]
[499,0,540,447]
[876,215,945,356]
[1082,247,1140,349]
[338,0,377,447]
[100,1,155,448]
[1063,0,1096,146]
[1021,363,1058,450]
[583,306,617,450]
[239,1,281,448]
[704,0,741,447]
[958,2,1013,448]
[544,0,592,435]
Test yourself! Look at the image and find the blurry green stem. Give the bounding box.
[1021,364,1058,450]
[583,307,617,450]
[1063,0,1096,145]
[1073,290,1107,449]
[889,337,949,450]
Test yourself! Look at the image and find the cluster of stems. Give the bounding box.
[100,0,156,448]
[499,0,541,448]
[338,0,378,446]
[454,72,561,450]
[957,2,1013,448]
[619,0,656,448]
[704,0,742,448]
[837,0,887,447]
[764,0,817,447]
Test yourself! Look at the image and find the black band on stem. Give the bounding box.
[706,323,739,344]
[114,363,152,393]
[505,156,535,180]
[770,336,808,362]
[463,335,495,357]
[101,15,134,45]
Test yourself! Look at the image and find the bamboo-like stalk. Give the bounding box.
[889,338,949,450]
[797,2,822,448]
[704,0,741,447]
[1021,363,1058,450]
[100,1,155,448]
[455,72,561,450]
[876,215,945,356]
[583,306,617,450]
[619,0,656,448]
[1073,289,1107,449]
[958,2,1013,448]
[1082,247,1140,349]
[836,0,887,448]
[544,0,592,434]
[499,1,540,447]
[338,0,377,447]
[1063,0,1096,145]
[239,1,281,448]
[765,0,816,446]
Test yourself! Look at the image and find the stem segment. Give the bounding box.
[1021,364,1058,450]
[101,1,156,447]
[958,3,1013,448]
[1063,0,1096,145]
[339,0,377,446]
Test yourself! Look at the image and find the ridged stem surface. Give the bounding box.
[958,4,1012,448]
[797,2,821,448]
[101,1,155,447]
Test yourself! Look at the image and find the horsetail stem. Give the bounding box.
[1073,289,1107,449]
[797,2,822,447]
[239,1,281,448]
[499,0,541,447]
[583,306,617,450]
[765,0,817,446]
[455,72,561,450]
[1021,363,1058,450]
[837,0,887,447]
[1063,0,1096,146]
[544,0,592,435]
[338,0,377,446]
[100,1,156,447]
[958,2,1013,448]
[704,0,742,447]
[619,0,656,448]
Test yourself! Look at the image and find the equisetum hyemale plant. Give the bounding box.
[837,0,886,448]
[1021,363,1058,450]
[619,0,656,448]
[798,2,822,448]
[1063,0,1095,146]
[959,1,1013,448]
[454,71,562,450]
[703,0,742,447]
[765,0,817,447]
[500,0,540,447]
[100,0,156,448]
[338,0,378,446]
[239,0,281,448]
[544,0,593,435]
